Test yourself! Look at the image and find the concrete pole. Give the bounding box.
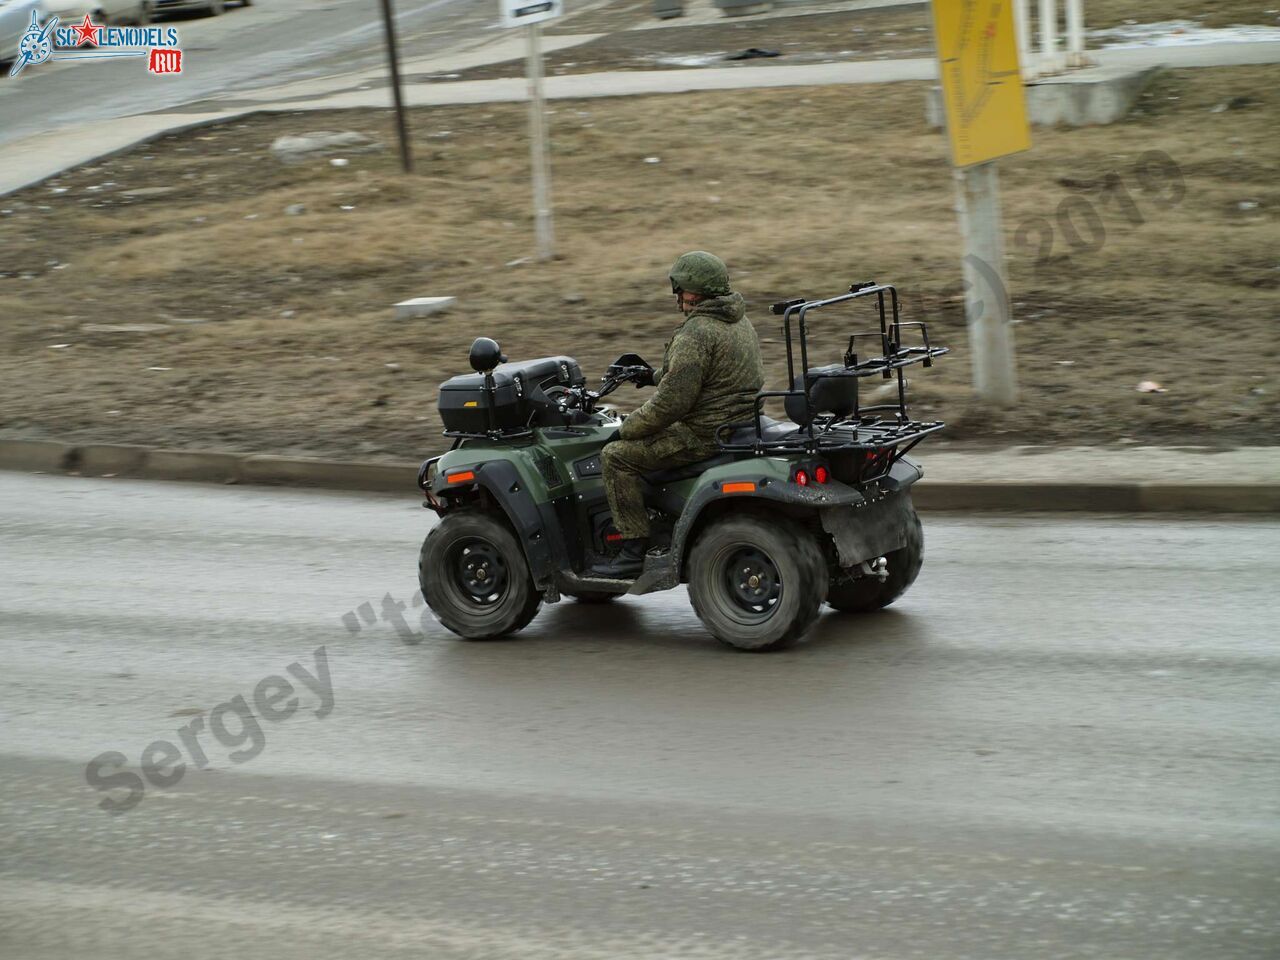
[1065,0,1086,67]
[1038,0,1060,75]
[955,162,1017,405]
[1013,0,1035,79]
[526,22,555,261]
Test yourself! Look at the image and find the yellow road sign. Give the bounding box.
[932,0,1031,167]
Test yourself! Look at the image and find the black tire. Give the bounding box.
[419,511,541,640]
[564,591,619,604]
[826,503,924,613]
[688,514,827,652]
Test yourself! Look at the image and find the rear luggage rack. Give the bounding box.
[717,281,948,480]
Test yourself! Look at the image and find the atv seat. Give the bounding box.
[723,416,799,445]
[786,365,858,427]
[641,417,800,485]
[643,453,736,485]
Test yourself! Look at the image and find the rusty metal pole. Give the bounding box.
[378,0,413,173]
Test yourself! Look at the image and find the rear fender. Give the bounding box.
[653,459,849,587]
[664,456,921,584]
[881,454,923,492]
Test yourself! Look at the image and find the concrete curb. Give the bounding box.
[0,439,413,491]
[239,455,410,493]
[1,439,1276,512]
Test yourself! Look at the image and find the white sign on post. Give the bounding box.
[501,0,562,28]
[501,0,560,260]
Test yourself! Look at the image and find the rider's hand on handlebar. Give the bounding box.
[610,353,654,387]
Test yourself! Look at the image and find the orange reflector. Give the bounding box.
[446,470,476,484]
[722,481,756,494]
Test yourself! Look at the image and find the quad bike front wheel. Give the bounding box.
[420,511,541,640]
[826,503,924,613]
[688,515,827,652]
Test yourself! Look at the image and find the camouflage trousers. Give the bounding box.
[602,429,715,540]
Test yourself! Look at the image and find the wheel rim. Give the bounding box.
[721,545,783,623]
[450,538,509,606]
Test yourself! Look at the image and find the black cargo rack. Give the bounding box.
[716,281,948,477]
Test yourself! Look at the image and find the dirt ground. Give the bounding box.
[0,63,1276,461]
[1085,1,1280,30]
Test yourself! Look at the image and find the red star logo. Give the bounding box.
[72,14,102,47]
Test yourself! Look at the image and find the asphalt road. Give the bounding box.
[0,0,490,147]
[1,472,1277,959]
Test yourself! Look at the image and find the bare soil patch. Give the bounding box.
[0,66,1275,460]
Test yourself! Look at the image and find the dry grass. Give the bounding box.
[1087,1,1280,29]
[0,65,1275,459]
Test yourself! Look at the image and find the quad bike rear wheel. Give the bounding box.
[826,503,923,613]
[420,511,541,640]
[688,515,827,652]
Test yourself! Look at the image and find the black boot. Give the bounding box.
[591,538,648,579]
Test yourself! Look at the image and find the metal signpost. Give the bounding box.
[931,0,1032,406]
[501,0,563,261]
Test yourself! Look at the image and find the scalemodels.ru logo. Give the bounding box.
[8,11,183,78]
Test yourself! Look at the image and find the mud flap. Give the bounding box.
[627,549,679,596]
[820,494,912,567]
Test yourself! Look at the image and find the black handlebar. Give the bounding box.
[554,365,648,417]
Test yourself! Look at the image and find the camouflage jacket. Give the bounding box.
[619,292,765,445]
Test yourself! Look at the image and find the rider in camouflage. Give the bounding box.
[593,251,765,578]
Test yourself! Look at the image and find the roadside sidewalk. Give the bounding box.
[1,438,1275,512]
[3,37,1279,196]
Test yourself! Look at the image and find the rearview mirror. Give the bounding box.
[469,337,506,373]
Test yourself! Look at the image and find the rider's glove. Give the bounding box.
[610,353,654,387]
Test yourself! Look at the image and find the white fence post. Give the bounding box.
[1038,0,1062,74]
[1065,0,1086,67]
[1013,0,1036,79]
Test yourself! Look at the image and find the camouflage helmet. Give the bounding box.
[669,251,731,297]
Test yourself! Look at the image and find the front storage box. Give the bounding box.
[438,356,585,434]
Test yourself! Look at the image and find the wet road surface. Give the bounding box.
[1,472,1277,958]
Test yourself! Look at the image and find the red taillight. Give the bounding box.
[794,468,809,486]
[814,465,830,484]
[605,532,623,543]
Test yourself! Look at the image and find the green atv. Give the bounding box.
[417,281,947,651]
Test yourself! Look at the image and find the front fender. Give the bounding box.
[428,456,560,589]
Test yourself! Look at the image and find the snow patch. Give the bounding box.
[1092,20,1280,49]
[653,53,726,67]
